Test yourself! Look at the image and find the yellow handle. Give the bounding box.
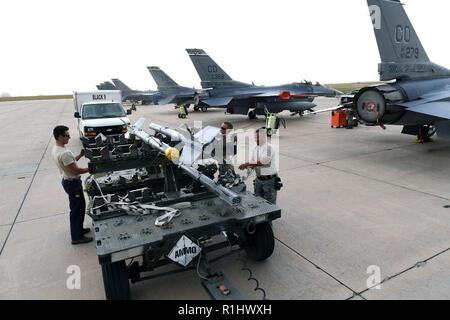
[165,147,180,162]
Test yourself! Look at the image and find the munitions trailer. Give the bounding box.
[83,121,281,300]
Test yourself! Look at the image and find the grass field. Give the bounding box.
[325,81,385,94]
[0,95,72,102]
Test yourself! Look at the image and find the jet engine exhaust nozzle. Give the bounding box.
[354,88,386,125]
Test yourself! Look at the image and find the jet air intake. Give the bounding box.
[353,84,405,125]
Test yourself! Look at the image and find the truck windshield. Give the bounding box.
[82,103,126,120]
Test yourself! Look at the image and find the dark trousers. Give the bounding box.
[61,179,86,241]
[254,177,278,204]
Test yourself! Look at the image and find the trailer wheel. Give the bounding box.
[243,222,275,262]
[101,260,130,300]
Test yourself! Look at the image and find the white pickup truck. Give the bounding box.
[73,91,133,140]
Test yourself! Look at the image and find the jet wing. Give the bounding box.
[399,89,450,120]
[403,101,450,120]
[203,97,233,107]
[158,95,177,105]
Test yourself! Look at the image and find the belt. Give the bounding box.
[257,174,277,181]
[63,177,81,181]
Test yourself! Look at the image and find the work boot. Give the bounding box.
[71,236,93,245]
[82,228,91,235]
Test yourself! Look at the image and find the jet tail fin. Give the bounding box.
[111,78,132,91]
[186,48,250,88]
[147,66,181,89]
[97,81,116,90]
[367,0,450,81]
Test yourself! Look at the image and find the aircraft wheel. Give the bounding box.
[418,125,436,142]
[248,110,257,120]
[194,106,200,112]
[243,222,275,262]
[194,93,201,106]
[101,260,130,300]
[201,106,208,112]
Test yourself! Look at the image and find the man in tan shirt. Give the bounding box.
[239,128,280,204]
[52,125,92,244]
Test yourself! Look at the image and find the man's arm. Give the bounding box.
[238,161,262,170]
[239,147,271,170]
[65,163,89,175]
[239,155,271,170]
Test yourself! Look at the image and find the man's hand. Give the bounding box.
[76,149,85,161]
[239,163,249,170]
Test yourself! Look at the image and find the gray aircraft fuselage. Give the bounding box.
[121,89,160,105]
[205,82,337,115]
[159,86,197,105]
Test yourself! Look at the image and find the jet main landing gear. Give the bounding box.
[418,125,436,143]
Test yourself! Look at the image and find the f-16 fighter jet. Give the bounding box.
[147,66,208,110]
[186,48,339,119]
[353,0,450,141]
[111,78,160,105]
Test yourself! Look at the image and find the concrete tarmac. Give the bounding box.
[0,98,449,300]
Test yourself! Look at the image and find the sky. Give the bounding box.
[1,0,449,96]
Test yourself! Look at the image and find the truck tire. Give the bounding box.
[101,260,130,300]
[243,222,275,262]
